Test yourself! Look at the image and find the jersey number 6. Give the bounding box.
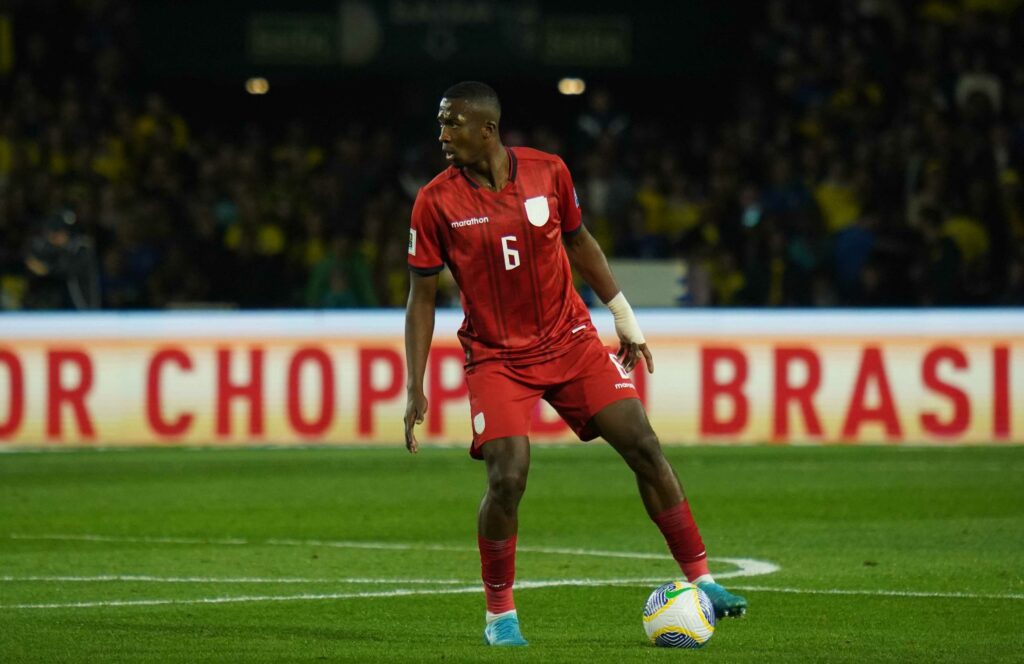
[501,235,520,271]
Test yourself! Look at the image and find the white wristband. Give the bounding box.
[605,292,645,344]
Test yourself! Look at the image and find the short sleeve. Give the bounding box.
[555,158,583,235]
[408,189,445,275]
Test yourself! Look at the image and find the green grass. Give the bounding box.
[1,444,1022,662]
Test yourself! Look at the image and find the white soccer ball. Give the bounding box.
[642,581,716,648]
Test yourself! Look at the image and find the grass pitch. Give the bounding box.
[1,443,1022,662]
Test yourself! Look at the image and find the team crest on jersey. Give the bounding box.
[524,196,549,227]
[408,229,417,255]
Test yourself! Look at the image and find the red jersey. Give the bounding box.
[408,146,592,367]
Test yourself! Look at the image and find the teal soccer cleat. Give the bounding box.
[483,613,529,646]
[697,581,748,618]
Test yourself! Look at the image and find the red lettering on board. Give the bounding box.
[287,348,335,437]
[358,348,403,436]
[920,346,969,436]
[842,347,900,439]
[428,347,468,435]
[700,347,748,435]
[0,350,24,438]
[47,350,95,439]
[216,348,264,437]
[773,347,823,439]
[993,346,1010,439]
[146,348,194,437]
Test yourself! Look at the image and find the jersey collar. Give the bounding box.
[459,148,517,190]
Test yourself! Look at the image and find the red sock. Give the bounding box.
[478,534,517,614]
[652,501,710,581]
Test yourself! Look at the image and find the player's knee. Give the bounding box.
[489,470,528,504]
[626,434,666,479]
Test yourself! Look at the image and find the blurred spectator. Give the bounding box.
[1000,246,1024,304]
[575,87,629,154]
[2,0,1023,310]
[709,248,746,306]
[832,211,878,304]
[23,210,100,309]
[306,235,377,309]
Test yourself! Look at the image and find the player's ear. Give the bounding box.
[482,119,498,138]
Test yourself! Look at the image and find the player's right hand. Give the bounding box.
[618,340,655,374]
[404,390,428,454]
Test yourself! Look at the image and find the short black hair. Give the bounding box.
[442,81,501,119]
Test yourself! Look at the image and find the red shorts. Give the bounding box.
[464,333,639,459]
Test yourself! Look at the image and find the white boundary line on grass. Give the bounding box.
[727,585,1024,601]
[3,578,1023,610]
[2,531,1022,608]
[2,584,485,609]
[5,533,780,579]
[0,575,472,584]
[6,576,1021,603]
[0,578,692,610]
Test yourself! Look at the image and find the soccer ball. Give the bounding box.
[642,581,716,648]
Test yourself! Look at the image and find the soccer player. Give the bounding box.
[404,81,746,647]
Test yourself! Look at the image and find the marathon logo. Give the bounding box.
[450,216,489,229]
[615,382,635,390]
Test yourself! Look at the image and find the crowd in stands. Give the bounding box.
[1,0,1022,310]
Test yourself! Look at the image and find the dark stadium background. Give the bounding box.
[1,6,1022,662]
[4,0,1020,311]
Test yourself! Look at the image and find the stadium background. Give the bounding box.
[1,4,1023,663]
[0,0,1022,447]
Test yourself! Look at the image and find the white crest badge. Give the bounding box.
[408,228,417,255]
[473,412,486,434]
[524,196,549,227]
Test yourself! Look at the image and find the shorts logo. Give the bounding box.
[608,353,632,380]
[524,196,549,227]
[614,382,635,390]
[408,229,417,255]
[473,412,486,434]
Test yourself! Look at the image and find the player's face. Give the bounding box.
[437,97,483,168]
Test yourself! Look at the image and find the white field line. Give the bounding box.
[7,576,1019,602]
[727,585,1024,601]
[3,578,1023,610]
[5,533,778,579]
[0,579,662,610]
[0,575,470,584]
[1,585,483,610]
[0,575,669,586]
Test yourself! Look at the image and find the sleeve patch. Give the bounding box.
[408,229,417,256]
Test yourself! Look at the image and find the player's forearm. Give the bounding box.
[404,277,438,393]
[566,228,621,304]
[405,306,434,392]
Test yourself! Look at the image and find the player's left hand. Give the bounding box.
[617,340,654,374]
[404,390,428,454]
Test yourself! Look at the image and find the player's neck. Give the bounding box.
[463,145,510,192]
